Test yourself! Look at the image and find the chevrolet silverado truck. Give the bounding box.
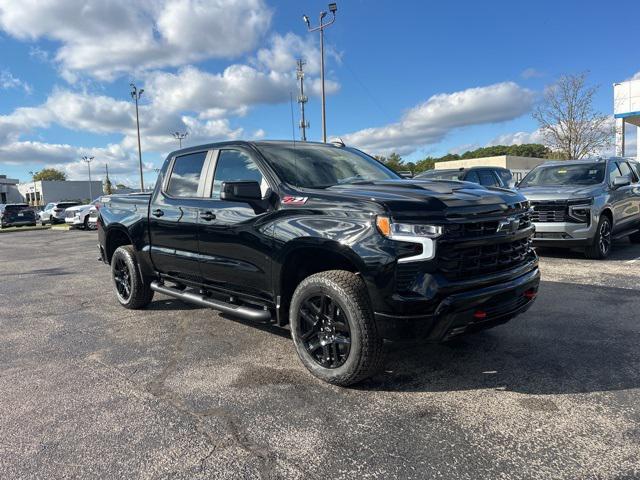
[97,140,540,386]
[518,158,640,259]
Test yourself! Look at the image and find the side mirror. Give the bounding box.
[220,181,262,202]
[398,171,413,179]
[613,176,631,189]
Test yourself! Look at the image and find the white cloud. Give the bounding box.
[0,0,272,80]
[521,68,544,79]
[343,82,535,156]
[0,69,32,93]
[489,129,544,146]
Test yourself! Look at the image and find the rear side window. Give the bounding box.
[211,149,264,199]
[58,202,79,209]
[166,151,208,197]
[5,204,29,212]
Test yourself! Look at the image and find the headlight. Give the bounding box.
[375,216,443,239]
[567,198,593,223]
[375,216,442,263]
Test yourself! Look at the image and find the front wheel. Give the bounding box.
[111,245,154,309]
[585,216,612,259]
[289,270,384,386]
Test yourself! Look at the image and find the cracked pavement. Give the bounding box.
[1,230,640,479]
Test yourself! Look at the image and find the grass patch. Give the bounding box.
[0,225,51,234]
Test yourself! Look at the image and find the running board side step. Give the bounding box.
[150,281,271,321]
[613,228,639,240]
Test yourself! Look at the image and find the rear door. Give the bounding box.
[616,161,640,227]
[196,147,274,301]
[148,150,210,282]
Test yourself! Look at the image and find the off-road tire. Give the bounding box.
[585,215,612,260]
[111,245,154,309]
[290,270,384,386]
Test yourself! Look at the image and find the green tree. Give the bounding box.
[33,168,66,181]
[376,152,405,173]
[115,183,128,190]
[104,177,113,195]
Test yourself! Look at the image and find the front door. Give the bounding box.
[196,148,274,302]
[148,150,209,282]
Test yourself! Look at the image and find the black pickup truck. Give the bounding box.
[98,140,539,385]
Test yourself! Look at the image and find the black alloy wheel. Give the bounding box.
[299,293,352,369]
[113,255,132,302]
[598,219,611,256]
[585,216,613,259]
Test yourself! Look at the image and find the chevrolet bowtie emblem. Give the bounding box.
[497,217,519,233]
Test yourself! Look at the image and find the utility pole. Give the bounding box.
[296,59,309,141]
[303,3,337,143]
[82,156,94,200]
[171,131,188,148]
[130,83,145,192]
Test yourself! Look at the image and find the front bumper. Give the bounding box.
[374,267,540,341]
[532,221,596,247]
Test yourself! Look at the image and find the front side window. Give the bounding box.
[617,161,636,182]
[211,149,265,199]
[166,151,208,197]
[464,171,480,183]
[607,162,622,185]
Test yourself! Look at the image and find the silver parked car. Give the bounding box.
[518,158,640,259]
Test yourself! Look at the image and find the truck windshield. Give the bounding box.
[256,143,400,188]
[519,163,605,187]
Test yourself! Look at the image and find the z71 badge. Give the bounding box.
[282,196,308,205]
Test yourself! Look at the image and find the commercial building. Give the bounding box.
[0,175,22,204]
[434,155,548,182]
[16,180,103,206]
[614,78,640,159]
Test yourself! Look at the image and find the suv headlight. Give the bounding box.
[375,216,442,263]
[567,198,593,223]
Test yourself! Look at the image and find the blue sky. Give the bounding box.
[0,0,638,186]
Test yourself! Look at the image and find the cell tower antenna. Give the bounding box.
[296,59,310,141]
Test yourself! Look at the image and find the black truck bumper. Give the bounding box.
[374,267,540,341]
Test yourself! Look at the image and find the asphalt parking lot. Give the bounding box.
[1,230,640,479]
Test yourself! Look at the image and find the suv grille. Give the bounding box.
[530,201,570,223]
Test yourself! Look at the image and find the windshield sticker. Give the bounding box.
[282,196,308,205]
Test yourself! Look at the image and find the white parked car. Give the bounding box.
[64,199,100,229]
[40,201,81,224]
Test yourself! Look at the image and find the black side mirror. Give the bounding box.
[612,176,631,189]
[220,181,262,202]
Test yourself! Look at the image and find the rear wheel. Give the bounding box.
[585,216,612,259]
[289,270,383,386]
[111,245,154,309]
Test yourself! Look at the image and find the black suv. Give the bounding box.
[98,141,539,385]
[0,203,37,228]
[417,167,514,188]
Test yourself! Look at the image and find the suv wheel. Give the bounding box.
[111,245,154,309]
[585,216,612,259]
[289,270,383,386]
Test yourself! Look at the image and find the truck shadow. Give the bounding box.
[535,238,640,261]
[358,280,640,395]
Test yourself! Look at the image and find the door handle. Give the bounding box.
[152,209,164,217]
[200,211,216,221]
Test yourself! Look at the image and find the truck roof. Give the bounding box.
[166,140,347,158]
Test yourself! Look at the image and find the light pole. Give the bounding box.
[28,170,39,206]
[82,156,94,200]
[130,83,145,192]
[171,131,188,148]
[303,2,337,143]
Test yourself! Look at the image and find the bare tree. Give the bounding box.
[533,73,613,159]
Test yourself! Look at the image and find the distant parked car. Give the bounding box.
[518,158,640,259]
[416,167,514,188]
[0,203,37,228]
[40,201,81,224]
[64,199,100,229]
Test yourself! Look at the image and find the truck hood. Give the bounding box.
[315,179,527,220]
[517,184,602,201]
[65,204,91,212]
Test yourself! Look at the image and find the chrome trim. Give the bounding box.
[394,235,436,263]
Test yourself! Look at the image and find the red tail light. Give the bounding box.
[523,289,537,300]
[473,310,487,320]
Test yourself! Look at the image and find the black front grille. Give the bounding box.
[438,237,533,280]
[530,201,569,223]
